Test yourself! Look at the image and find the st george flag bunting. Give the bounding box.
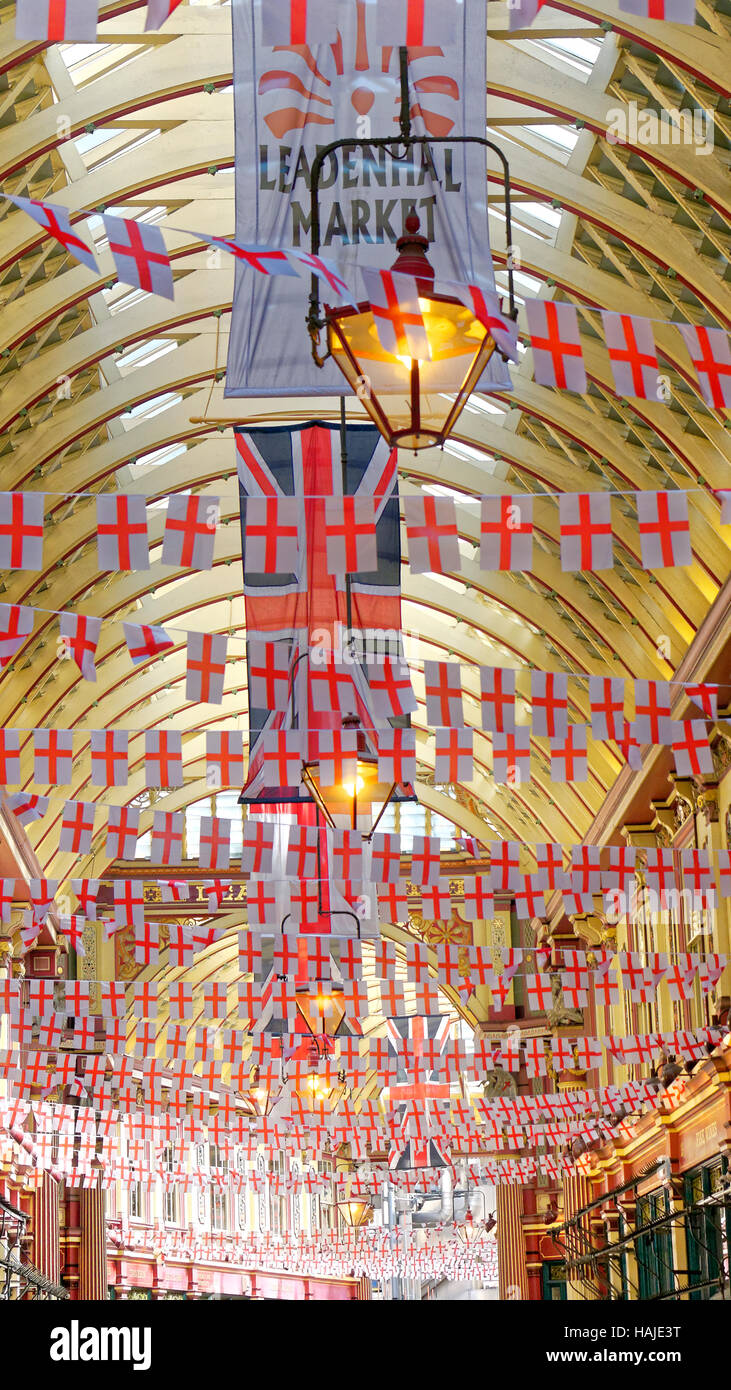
[441,281,519,361]
[241,497,299,575]
[601,311,659,400]
[360,268,431,361]
[4,195,97,272]
[589,676,624,741]
[59,613,102,681]
[248,640,292,713]
[123,622,174,665]
[480,666,516,733]
[525,300,586,392]
[59,800,94,850]
[162,494,219,569]
[635,491,692,568]
[0,493,44,570]
[90,730,128,786]
[434,727,473,782]
[15,0,98,42]
[424,662,464,727]
[559,493,613,572]
[260,0,339,46]
[369,658,417,721]
[617,0,696,22]
[33,728,73,784]
[206,730,244,787]
[96,495,149,571]
[403,496,460,575]
[324,498,379,575]
[0,605,34,668]
[530,670,569,738]
[376,0,460,46]
[480,495,533,572]
[186,632,228,704]
[677,324,731,410]
[145,730,184,788]
[492,729,530,784]
[101,215,174,299]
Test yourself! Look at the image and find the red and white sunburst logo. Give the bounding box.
[258,0,460,140]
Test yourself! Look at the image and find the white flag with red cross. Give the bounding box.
[369,658,417,721]
[162,494,219,569]
[186,631,228,704]
[525,299,586,392]
[309,654,358,715]
[241,496,299,575]
[198,816,231,870]
[113,879,145,927]
[150,812,184,866]
[102,215,174,299]
[0,493,44,570]
[410,835,442,886]
[260,730,303,790]
[534,841,568,891]
[260,0,339,46]
[285,249,355,304]
[602,845,637,897]
[332,829,364,882]
[323,497,379,575]
[479,495,533,572]
[479,666,516,734]
[678,324,731,409]
[633,679,673,744]
[439,281,519,362]
[316,729,358,788]
[4,194,97,271]
[461,876,493,921]
[376,0,460,46]
[360,267,431,362]
[32,728,73,785]
[90,729,128,786]
[684,682,718,719]
[671,720,714,777]
[434,727,473,783]
[635,491,692,569]
[59,612,101,681]
[71,878,100,918]
[549,724,588,783]
[206,730,244,787]
[247,640,292,715]
[189,230,300,277]
[424,661,464,728]
[492,730,530,786]
[601,311,659,400]
[123,622,174,665]
[106,806,140,860]
[377,727,416,784]
[241,819,275,874]
[369,833,402,884]
[145,729,184,788]
[0,604,34,669]
[530,670,568,738]
[559,493,614,572]
[59,800,95,855]
[284,824,319,879]
[589,676,624,742]
[403,495,460,575]
[618,0,696,24]
[16,0,98,40]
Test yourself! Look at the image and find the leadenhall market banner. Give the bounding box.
[226,0,512,396]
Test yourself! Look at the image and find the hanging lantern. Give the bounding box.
[325,212,501,452]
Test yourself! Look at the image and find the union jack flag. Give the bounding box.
[236,421,406,802]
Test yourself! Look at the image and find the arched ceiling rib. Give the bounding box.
[0,0,729,883]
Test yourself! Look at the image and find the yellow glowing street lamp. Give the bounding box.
[301,713,415,835]
[325,212,501,452]
[305,46,517,452]
[336,1197,374,1230]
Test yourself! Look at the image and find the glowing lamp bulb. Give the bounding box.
[342,774,365,798]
